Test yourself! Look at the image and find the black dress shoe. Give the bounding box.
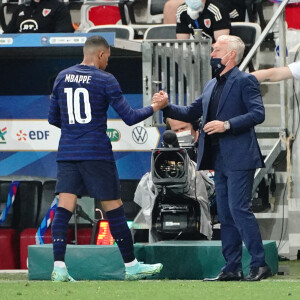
[203,271,244,281]
[244,265,272,281]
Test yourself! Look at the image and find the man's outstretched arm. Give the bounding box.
[252,66,293,82]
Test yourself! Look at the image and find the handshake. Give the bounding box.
[151,91,169,112]
[151,90,226,135]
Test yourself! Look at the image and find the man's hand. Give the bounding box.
[203,120,226,135]
[151,90,169,112]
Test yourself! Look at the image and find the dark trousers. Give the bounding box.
[213,149,265,272]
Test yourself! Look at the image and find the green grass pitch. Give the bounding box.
[1,261,300,300]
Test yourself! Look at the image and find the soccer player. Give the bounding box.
[48,35,167,282]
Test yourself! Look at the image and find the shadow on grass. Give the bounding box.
[271,260,300,281]
[1,260,300,282]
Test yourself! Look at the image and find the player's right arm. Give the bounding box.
[106,75,154,126]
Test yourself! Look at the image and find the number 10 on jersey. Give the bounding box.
[64,88,92,124]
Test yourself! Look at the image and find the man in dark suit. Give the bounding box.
[153,35,272,281]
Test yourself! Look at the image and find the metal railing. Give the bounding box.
[242,0,290,193]
[142,38,211,127]
[138,1,291,193]
[240,0,289,130]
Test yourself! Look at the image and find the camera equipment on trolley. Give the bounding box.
[151,130,200,240]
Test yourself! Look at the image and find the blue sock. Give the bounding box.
[52,207,73,262]
[106,205,135,263]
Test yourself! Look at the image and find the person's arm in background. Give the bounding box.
[164,0,185,24]
[252,66,293,82]
[176,3,192,40]
[176,33,190,39]
[3,6,19,33]
[210,1,230,42]
[213,29,230,42]
[53,3,74,33]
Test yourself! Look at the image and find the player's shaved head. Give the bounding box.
[81,35,111,70]
[83,35,110,56]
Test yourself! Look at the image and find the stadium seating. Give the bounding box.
[0,0,18,32]
[0,228,20,269]
[15,181,43,230]
[127,0,167,24]
[0,181,14,228]
[77,0,130,32]
[36,180,57,226]
[231,22,261,71]
[18,180,75,269]
[120,180,140,220]
[143,24,176,40]
[145,0,167,23]
[0,179,140,269]
[86,24,135,39]
[0,180,44,229]
[77,227,93,245]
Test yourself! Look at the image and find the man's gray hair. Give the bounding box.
[217,35,245,65]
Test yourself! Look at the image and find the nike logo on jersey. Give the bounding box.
[65,74,92,84]
[18,11,25,16]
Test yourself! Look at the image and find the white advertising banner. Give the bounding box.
[0,120,160,151]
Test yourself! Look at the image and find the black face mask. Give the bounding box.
[210,58,226,77]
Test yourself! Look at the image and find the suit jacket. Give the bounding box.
[163,67,265,171]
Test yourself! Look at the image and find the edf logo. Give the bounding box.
[16,130,50,141]
[29,131,50,140]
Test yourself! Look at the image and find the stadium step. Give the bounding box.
[28,241,278,280]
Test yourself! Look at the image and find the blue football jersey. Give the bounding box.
[48,64,153,161]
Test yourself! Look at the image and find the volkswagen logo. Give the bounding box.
[132,126,148,144]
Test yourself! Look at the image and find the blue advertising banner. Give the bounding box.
[0,32,115,48]
[0,95,162,179]
[0,33,161,179]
